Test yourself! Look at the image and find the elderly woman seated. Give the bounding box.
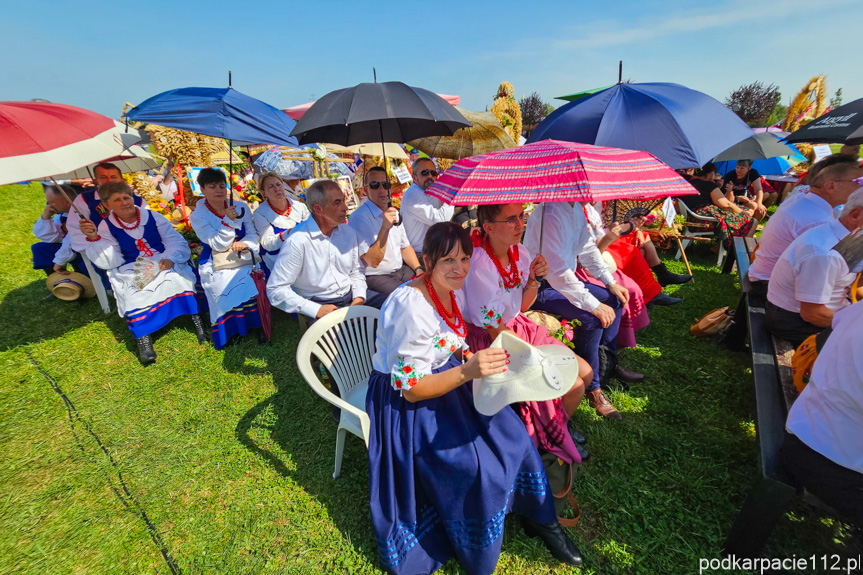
[189,168,263,349]
[252,170,310,274]
[80,181,206,364]
[683,163,759,246]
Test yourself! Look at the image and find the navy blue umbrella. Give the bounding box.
[528,82,753,169]
[126,86,298,147]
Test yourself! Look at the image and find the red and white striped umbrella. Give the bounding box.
[426,139,696,206]
[0,102,134,185]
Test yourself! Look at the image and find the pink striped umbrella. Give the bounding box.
[426,139,696,206]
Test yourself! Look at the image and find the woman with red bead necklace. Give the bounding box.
[189,168,263,349]
[366,222,582,575]
[80,182,206,364]
[463,203,592,463]
[252,171,310,274]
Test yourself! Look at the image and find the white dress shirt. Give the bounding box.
[749,192,835,282]
[267,217,367,318]
[33,213,75,266]
[400,183,454,252]
[786,301,863,473]
[347,200,410,276]
[767,218,855,313]
[524,202,616,312]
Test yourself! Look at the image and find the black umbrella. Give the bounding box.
[290,76,471,224]
[784,98,863,145]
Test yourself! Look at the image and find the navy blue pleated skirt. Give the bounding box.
[366,355,556,575]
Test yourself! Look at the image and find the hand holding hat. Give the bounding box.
[473,331,579,416]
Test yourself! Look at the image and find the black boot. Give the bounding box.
[256,327,270,345]
[191,314,209,345]
[136,335,157,365]
[521,517,583,567]
[651,262,692,286]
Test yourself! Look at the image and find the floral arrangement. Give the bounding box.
[490,81,522,143]
[550,319,578,350]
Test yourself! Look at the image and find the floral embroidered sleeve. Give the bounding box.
[392,357,424,391]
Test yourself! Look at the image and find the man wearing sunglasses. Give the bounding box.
[348,167,423,306]
[749,155,863,295]
[401,158,454,257]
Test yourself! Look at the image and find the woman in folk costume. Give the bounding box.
[252,171,310,274]
[79,182,205,364]
[366,222,583,575]
[189,168,263,349]
[463,203,592,463]
[580,202,651,349]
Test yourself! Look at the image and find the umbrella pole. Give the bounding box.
[535,203,546,282]
[379,119,401,226]
[48,177,86,219]
[228,138,245,218]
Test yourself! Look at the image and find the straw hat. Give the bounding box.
[473,331,579,416]
[46,271,96,301]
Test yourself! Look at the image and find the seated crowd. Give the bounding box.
[29,152,862,573]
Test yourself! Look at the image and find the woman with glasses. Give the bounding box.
[463,203,592,464]
[366,221,583,574]
[252,171,310,274]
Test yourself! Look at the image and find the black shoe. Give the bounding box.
[647,292,682,308]
[568,426,587,445]
[256,328,270,345]
[575,442,590,462]
[191,314,209,345]
[614,365,644,383]
[136,335,157,365]
[521,517,583,567]
[651,262,692,286]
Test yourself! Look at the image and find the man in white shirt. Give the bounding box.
[347,167,423,306]
[781,301,863,526]
[766,188,863,346]
[31,184,85,276]
[400,158,454,256]
[525,202,641,420]
[267,179,366,321]
[749,155,863,292]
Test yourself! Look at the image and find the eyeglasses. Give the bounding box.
[367,180,391,190]
[488,212,527,226]
[420,169,438,177]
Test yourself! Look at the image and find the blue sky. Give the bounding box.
[2,0,860,118]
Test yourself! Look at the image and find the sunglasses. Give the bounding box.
[420,169,438,177]
[489,212,527,226]
[368,180,391,190]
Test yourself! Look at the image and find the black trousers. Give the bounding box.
[365,264,415,307]
[780,432,863,527]
[765,301,823,348]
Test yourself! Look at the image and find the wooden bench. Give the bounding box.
[723,237,833,557]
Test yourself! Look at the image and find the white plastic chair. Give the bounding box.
[296,305,378,478]
[79,253,112,314]
[675,199,726,267]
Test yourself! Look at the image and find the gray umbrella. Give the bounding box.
[713,132,797,161]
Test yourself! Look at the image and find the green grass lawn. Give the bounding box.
[0,183,855,574]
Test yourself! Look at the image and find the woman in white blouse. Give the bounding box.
[463,203,591,464]
[252,171,310,273]
[189,168,263,350]
[79,181,205,364]
[366,222,582,575]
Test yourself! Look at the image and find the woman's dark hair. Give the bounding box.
[476,204,504,237]
[196,167,226,188]
[695,162,717,178]
[422,222,473,272]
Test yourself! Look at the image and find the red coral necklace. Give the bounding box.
[484,238,521,288]
[205,200,227,218]
[423,274,467,338]
[114,207,141,230]
[269,199,292,218]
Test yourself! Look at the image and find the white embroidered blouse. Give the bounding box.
[463,243,530,329]
[372,284,468,392]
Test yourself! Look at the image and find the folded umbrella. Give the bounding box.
[528,82,753,169]
[250,254,271,341]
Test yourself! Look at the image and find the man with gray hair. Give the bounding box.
[748,154,863,293]
[400,157,454,256]
[267,179,366,321]
[765,187,863,346]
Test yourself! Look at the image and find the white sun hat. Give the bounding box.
[472,331,579,416]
